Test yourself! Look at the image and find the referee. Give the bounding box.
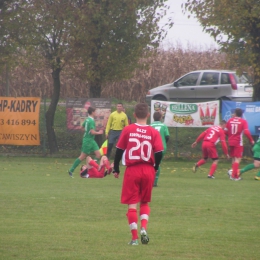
[105,102,129,158]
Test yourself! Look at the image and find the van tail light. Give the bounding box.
[229,74,238,90]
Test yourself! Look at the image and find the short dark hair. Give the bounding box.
[134,103,149,119]
[220,120,226,125]
[235,108,243,117]
[88,106,96,115]
[153,111,162,121]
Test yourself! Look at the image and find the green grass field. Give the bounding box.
[1,157,259,260]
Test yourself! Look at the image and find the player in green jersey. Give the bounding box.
[238,136,260,180]
[68,106,103,178]
[150,111,170,187]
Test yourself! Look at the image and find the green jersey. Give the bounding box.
[82,116,96,140]
[253,137,260,158]
[150,121,169,151]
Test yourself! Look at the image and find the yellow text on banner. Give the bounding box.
[0,97,41,145]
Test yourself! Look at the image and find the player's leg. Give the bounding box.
[121,166,140,245]
[231,157,241,179]
[93,140,101,159]
[107,130,121,159]
[254,159,260,179]
[229,146,242,179]
[239,163,255,175]
[231,150,242,179]
[207,145,218,178]
[107,131,115,159]
[140,202,150,244]
[139,165,154,244]
[87,155,99,169]
[193,142,208,173]
[208,159,218,178]
[102,155,113,175]
[68,151,87,177]
[240,158,260,179]
[127,204,139,245]
[154,152,164,187]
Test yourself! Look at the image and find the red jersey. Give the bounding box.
[196,126,226,144]
[116,123,164,167]
[226,117,253,146]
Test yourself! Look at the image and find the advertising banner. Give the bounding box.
[66,98,111,132]
[151,100,220,127]
[222,101,260,135]
[0,97,40,145]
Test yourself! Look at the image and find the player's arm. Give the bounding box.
[191,131,206,148]
[124,114,129,127]
[165,125,170,143]
[105,114,112,136]
[90,129,103,135]
[219,131,229,157]
[113,148,124,178]
[220,140,229,156]
[244,129,255,145]
[154,151,163,171]
[81,168,88,176]
[224,127,228,136]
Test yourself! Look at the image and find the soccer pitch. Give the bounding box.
[0,156,259,260]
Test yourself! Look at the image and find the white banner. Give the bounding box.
[151,100,219,127]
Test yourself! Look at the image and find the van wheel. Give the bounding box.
[152,95,167,101]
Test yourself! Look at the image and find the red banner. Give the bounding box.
[66,98,111,133]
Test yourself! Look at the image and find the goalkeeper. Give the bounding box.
[238,136,260,180]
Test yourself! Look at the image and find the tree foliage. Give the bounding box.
[69,0,172,97]
[185,0,260,101]
[1,0,172,153]
[0,0,19,74]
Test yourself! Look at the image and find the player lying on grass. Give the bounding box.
[80,155,113,178]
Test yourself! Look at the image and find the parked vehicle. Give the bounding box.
[145,70,253,104]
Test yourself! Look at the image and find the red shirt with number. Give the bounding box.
[195,125,228,157]
[116,123,163,204]
[116,123,164,166]
[225,117,253,147]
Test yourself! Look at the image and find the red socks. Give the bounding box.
[197,159,206,167]
[127,209,138,240]
[126,204,151,240]
[232,162,239,178]
[140,203,150,230]
[209,163,217,176]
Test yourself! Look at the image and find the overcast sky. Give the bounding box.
[160,0,219,50]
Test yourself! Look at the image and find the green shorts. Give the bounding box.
[81,139,99,155]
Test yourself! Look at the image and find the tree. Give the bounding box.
[0,0,18,96]
[185,0,260,101]
[70,0,173,98]
[3,0,172,153]
[3,0,79,153]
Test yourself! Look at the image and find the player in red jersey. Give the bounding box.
[191,120,229,178]
[225,108,254,180]
[80,155,113,178]
[113,103,163,246]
